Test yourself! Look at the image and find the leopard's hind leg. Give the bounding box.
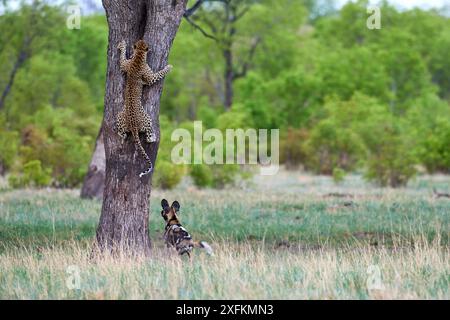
[141,112,156,143]
[117,111,128,143]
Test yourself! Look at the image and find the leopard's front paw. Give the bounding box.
[117,40,126,51]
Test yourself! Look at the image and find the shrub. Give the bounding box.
[0,128,19,175]
[8,160,52,188]
[280,127,309,170]
[418,118,450,173]
[303,94,381,174]
[406,95,450,173]
[189,164,249,189]
[211,164,242,189]
[332,167,346,184]
[152,116,188,189]
[362,118,418,187]
[190,164,214,188]
[153,160,185,190]
[305,119,366,174]
[18,120,92,187]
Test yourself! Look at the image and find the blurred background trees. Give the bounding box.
[0,0,449,189]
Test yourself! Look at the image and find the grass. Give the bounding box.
[0,172,449,299]
[0,240,448,299]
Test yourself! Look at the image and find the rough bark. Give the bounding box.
[80,124,105,199]
[95,0,187,255]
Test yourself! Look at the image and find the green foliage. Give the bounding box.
[66,15,108,102]
[215,106,253,131]
[197,105,220,129]
[209,164,243,189]
[190,164,214,188]
[304,94,374,174]
[9,106,95,188]
[0,4,100,188]
[332,168,346,184]
[190,164,244,189]
[406,94,450,173]
[0,1,449,190]
[279,127,309,170]
[152,116,187,189]
[306,118,366,174]
[8,160,52,188]
[0,116,19,173]
[299,93,421,187]
[418,119,450,174]
[153,160,185,190]
[362,115,418,187]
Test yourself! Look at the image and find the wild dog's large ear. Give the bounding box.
[161,199,169,209]
[171,201,180,213]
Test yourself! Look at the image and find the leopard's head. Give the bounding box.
[161,199,180,224]
[133,39,149,53]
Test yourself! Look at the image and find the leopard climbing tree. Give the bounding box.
[95,0,187,255]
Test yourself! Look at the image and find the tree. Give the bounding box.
[79,0,305,197]
[94,0,187,255]
[0,1,65,110]
[185,0,261,109]
[80,124,105,199]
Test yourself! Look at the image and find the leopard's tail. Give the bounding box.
[132,130,153,177]
[194,241,214,256]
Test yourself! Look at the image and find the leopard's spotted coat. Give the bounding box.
[116,39,172,177]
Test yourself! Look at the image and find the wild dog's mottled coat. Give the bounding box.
[116,39,172,177]
[160,199,213,258]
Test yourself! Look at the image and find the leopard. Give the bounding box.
[160,199,214,258]
[116,39,172,177]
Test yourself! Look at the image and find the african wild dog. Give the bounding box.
[160,199,213,258]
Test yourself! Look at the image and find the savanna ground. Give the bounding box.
[0,170,449,299]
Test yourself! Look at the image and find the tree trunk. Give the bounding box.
[0,46,28,111]
[95,0,187,256]
[80,124,105,199]
[224,48,233,110]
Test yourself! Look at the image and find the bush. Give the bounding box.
[189,164,249,189]
[152,116,188,189]
[305,119,366,174]
[17,119,93,188]
[190,164,214,188]
[153,160,185,190]
[8,160,52,188]
[0,126,19,175]
[332,167,346,184]
[280,127,309,170]
[418,118,450,173]
[362,118,418,187]
[211,164,242,189]
[302,94,420,187]
[406,95,450,173]
[303,94,382,174]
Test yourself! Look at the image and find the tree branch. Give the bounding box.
[184,0,205,17]
[233,36,261,80]
[0,37,31,110]
[232,5,250,22]
[184,15,218,41]
[184,0,228,17]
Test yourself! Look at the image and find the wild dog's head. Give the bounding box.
[161,199,180,224]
